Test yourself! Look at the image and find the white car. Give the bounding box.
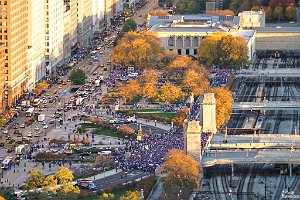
[27,132,33,137]
[34,126,40,131]
[99,51,104,54]
[51,114,55,118]
[41,121,46,125]
[20,124,25,128]
[43,125,48,129]
[58,85,62,89]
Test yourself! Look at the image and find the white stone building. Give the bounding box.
[77,0,93,47]
[28,0,46,88]
[45,0,64,74]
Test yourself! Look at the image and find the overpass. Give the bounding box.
[232,101,300,110]
[236,69,300,78]
[201,134,300,167]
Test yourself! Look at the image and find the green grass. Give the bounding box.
[93,127,124,138]
[151,112,177,119]
[127,109,160,113]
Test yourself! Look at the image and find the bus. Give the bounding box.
[25,107,35,117]
[32,99,41,107]
[2,157,13,169]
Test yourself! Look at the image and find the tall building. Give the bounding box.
[0,43,5,113]
[77,0,93,47]
[63,2,72,61]
[45,0,64,75]
[28,0,46,87]
[0,0,29,106]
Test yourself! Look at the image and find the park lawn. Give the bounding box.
[152,112,177,119]
[127,109,161,113]
[93,127,124,138]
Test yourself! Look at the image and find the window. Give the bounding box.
[4,70,8,74]
[177,49,181,55]
[168,37,174,47]
[4,76,8,81]
[186,49,190,55]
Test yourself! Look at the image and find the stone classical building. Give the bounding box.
[148,15,256,60]
[199,93,217,133]
[238,11,265,28]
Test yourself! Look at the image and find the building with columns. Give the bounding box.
[148,14,256,60]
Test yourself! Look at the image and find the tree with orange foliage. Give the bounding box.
[162,149,199,196]
[172,108,190,128]
[182,69,209,96]
[118,79,141,104]
[208,87,233,129]
[111,31,164,70]
[206,9,235,16]
[140,69,159,100]
[0,196,5,200]
[167,55,199,80]
[159,82,183,104]
[148,10,171,16]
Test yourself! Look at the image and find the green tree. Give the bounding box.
[285,5,296,20]
[119,191,140,200]
[55,183,80,200]
[0,186,15,200]
[0,116,6,129]
[68,68,87,85]
[264,7,273,22]
[24,191,48,200]
[54,166,74,184]
[23,169,45,190]
[122,18,137,32]
[273,6,283,21]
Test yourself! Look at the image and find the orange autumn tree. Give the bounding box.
[148,10,171,16]
[159,82,184,104]
[172,108,190,128]
[208,87,233,129]
[206,9,235,16]
[111,31,164,70]
[182,69,209,96]
[140,69,159,100]
[118,79,141,104]
[163,149,199,192]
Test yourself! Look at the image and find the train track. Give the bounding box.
[237,166,248,200]
[211,172,221,200]
[289,175,300,192]
[273,175,285,200]
[247,164,264,200]
[220,169,232,200]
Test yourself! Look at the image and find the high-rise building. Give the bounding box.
[0,43,5,113]
[28,0,46,87]
[77,0,93,47]
[64,0,78,56]
[63,2,72,61]
[0,0,29,106]
[44,0,64,76]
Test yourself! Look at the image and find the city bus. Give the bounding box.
[32,99,41,107]
[1,157,13,169]
[25,107,35,117]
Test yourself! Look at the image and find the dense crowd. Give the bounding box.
[113,128,184,173]
[209,69,232,88]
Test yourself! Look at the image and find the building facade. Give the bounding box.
[45,0,64,75]
[0,0,29,106]
[63,3,72,61]
[77,0,93,47]
[0,43,5,113]
[28,0,46,86]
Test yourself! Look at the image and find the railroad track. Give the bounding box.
[247,164,264,200]
[273,175,285,200]
[237,166,248,200]
[211,172,221,200]
[289,175,300,192]
[221,170,232,200]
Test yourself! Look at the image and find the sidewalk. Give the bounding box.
[85,168,119,181]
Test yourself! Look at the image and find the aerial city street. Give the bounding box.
[0,0,300,199]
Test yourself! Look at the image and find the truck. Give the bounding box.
[15,145,26,155]
[25,107,35,117]
[76,97,84,106]
[94,79,100,87]
[38,114,45,122]
[75,179,97,190]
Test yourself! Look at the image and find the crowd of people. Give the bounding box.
[209,69,232,88]
[113,127,184,173]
